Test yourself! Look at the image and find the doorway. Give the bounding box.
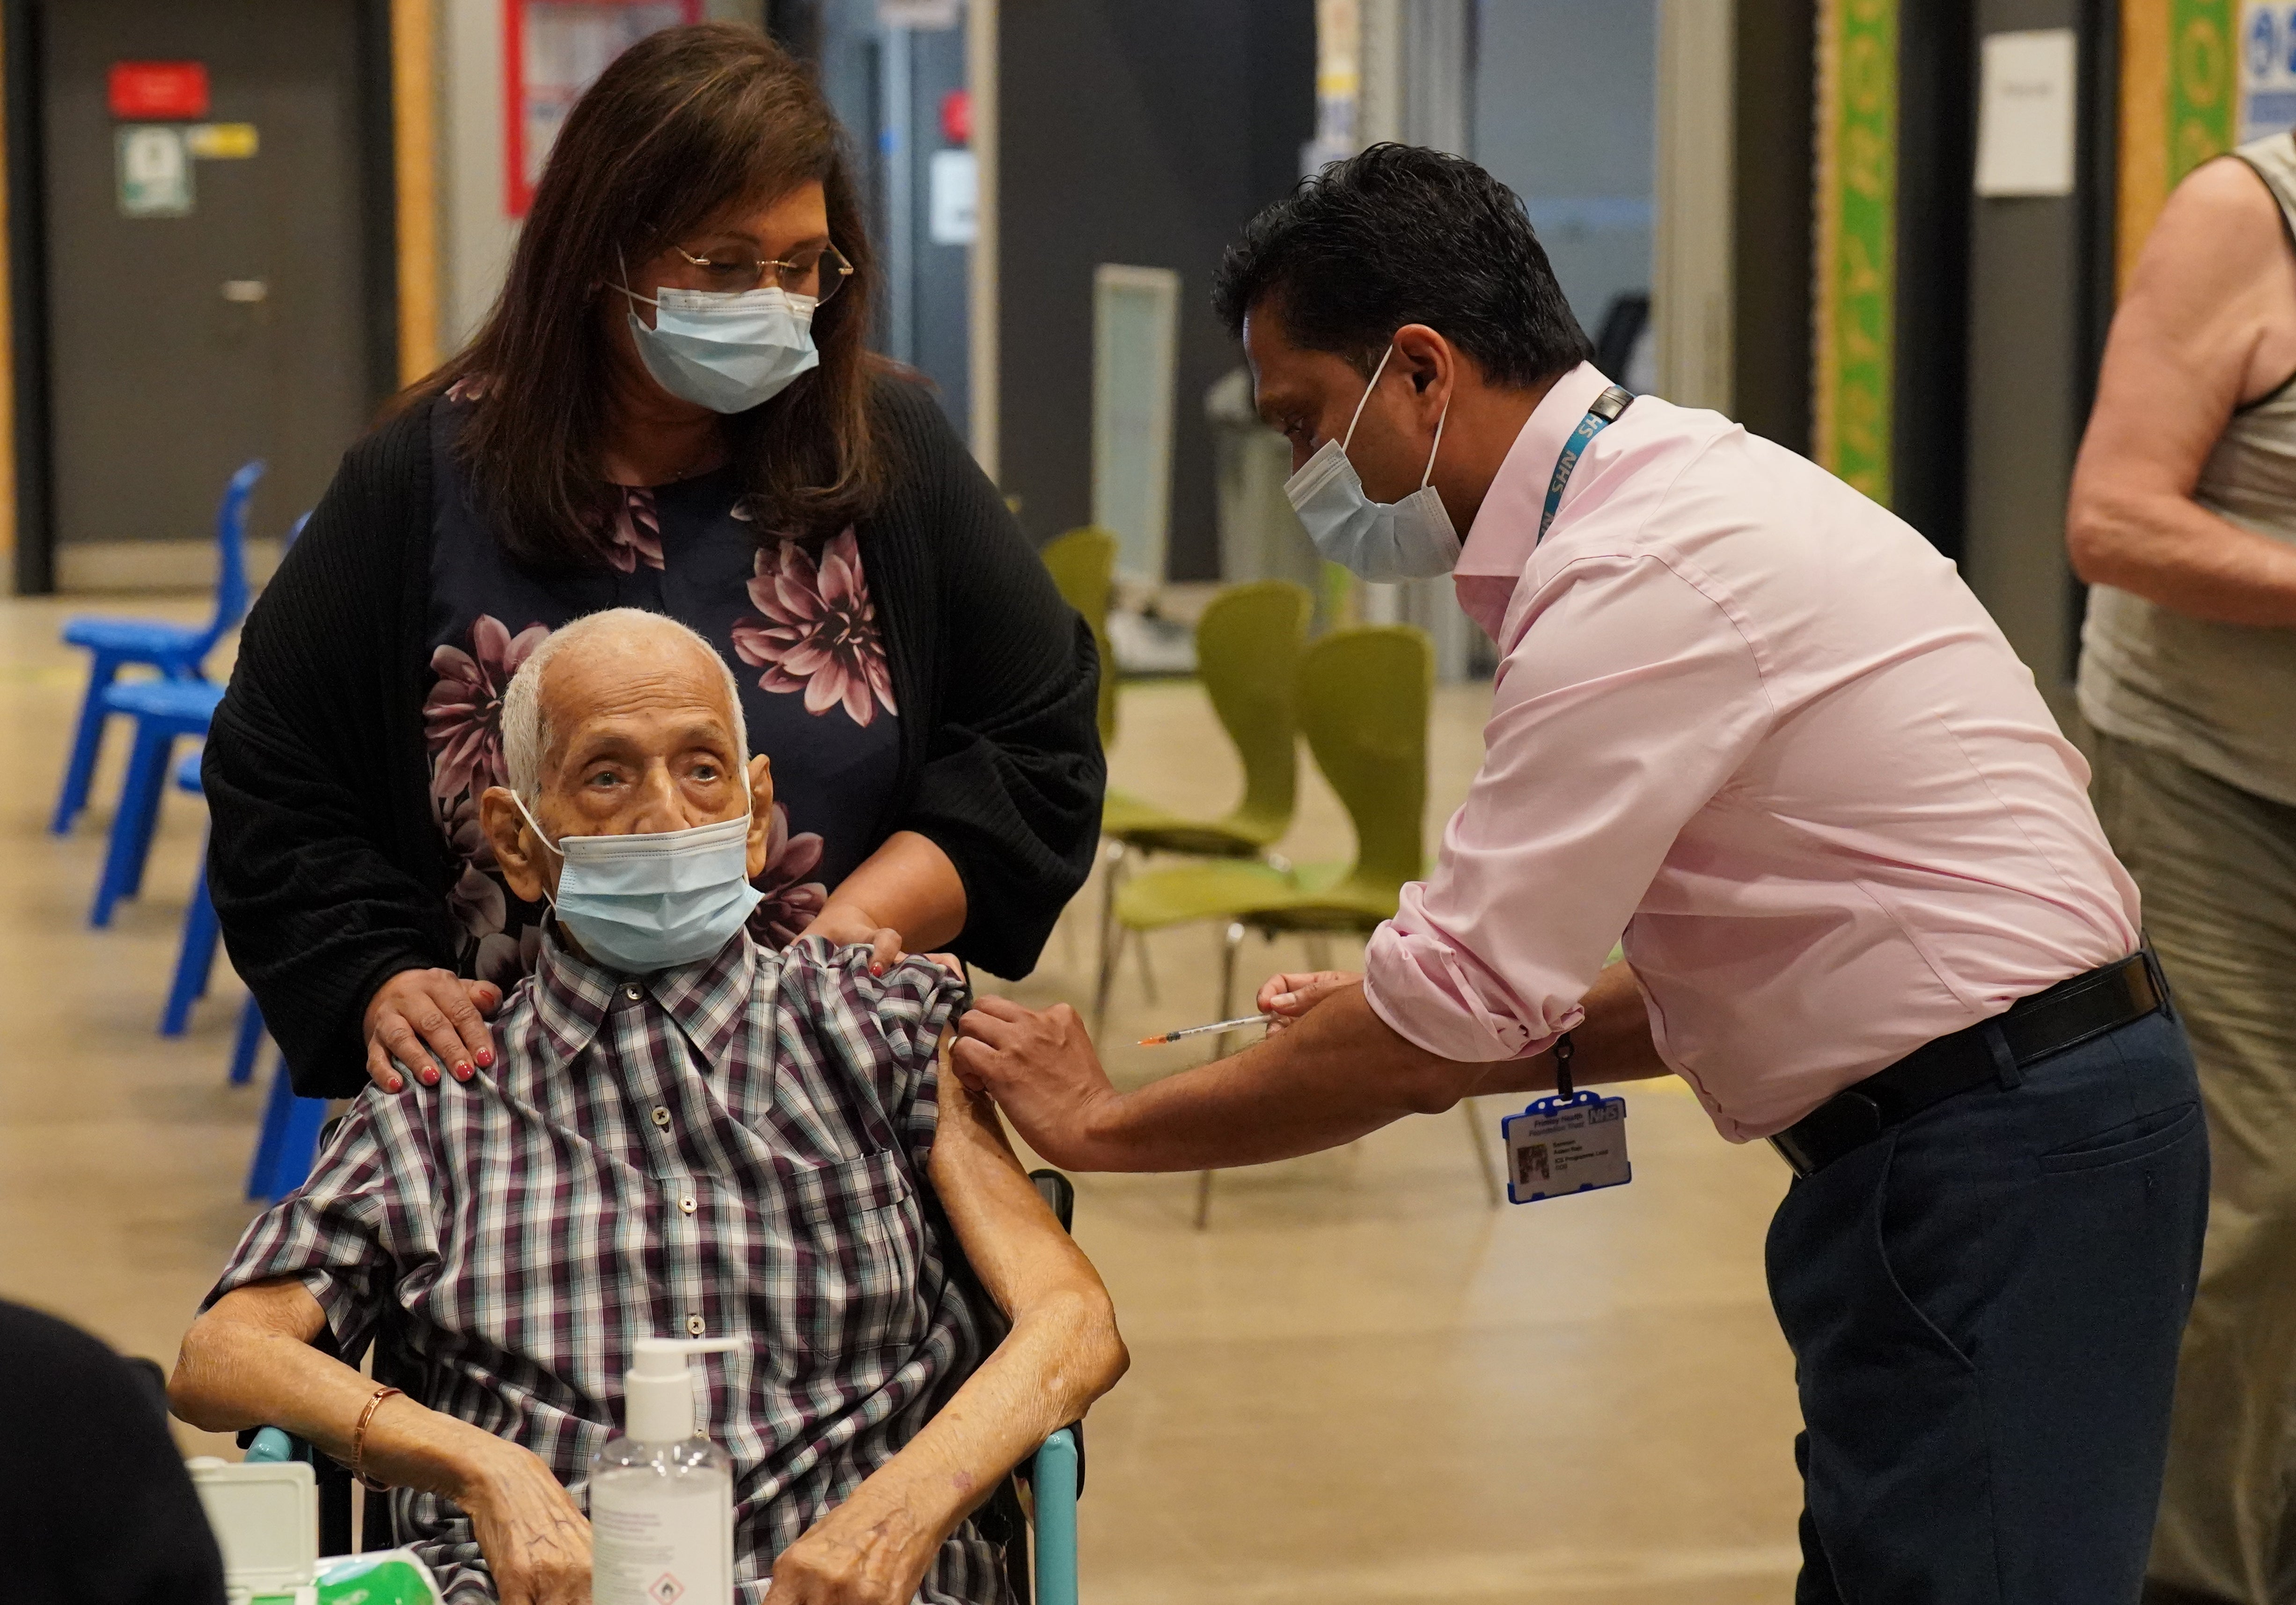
[6,0,395,593]
[772,0,974,437]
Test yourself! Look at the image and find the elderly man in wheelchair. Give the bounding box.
[169,609,1128,1605]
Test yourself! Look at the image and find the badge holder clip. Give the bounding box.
[1500,1032,1633,1203]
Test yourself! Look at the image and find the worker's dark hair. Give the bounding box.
[1212,144,1591,385]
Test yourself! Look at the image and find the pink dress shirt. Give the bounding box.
[1362,363,2141,1141]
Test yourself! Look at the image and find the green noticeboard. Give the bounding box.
[2170,0,2237,181]
[1814,0,1896,507]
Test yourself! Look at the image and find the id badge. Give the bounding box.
[1501,1090,1631,1203]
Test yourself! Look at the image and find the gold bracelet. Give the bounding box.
[351,1385,403,1492]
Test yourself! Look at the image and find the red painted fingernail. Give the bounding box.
[454,1062,474,1081]
[475,1049,495,1068]
[385,1075,403,1093]
[871,962,885,976]
[420,1066,439,1086]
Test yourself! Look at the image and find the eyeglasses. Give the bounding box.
[672,242,854,304]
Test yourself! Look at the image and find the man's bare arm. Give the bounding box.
[171,1281,590,1605]
[764,1033,1129,1604]
[952,961,1669,1175]
[2068,156,2296,624]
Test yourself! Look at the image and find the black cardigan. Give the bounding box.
[207,375,1104,1098]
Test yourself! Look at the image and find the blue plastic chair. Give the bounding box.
[228,996,265,1086]
[88,679,226,926]
[157,512,309,1030]
[246,1048,327,1202]
[51,459,263,835]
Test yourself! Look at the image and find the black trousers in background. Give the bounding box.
[1768,1009,2210,1604]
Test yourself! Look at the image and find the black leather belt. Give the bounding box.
[1768,951,2169,1180]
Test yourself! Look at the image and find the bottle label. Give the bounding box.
[592,1473,732,1605]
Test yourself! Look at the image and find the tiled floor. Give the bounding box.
[0,597,1805,1601]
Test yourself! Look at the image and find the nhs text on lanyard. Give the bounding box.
[1504,382,1637,1205]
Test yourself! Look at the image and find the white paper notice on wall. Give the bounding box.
[879,0,960,28]
[929,148,977,245]
[1974,28,2078,197]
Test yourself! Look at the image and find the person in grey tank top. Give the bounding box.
[2070,132,2296,1605]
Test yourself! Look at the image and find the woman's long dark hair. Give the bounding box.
[421,24,880,566]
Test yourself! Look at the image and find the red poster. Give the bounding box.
[503,0,703,217]
[109,61,210,121]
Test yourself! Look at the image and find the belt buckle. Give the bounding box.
[1769,1091,1885,1179]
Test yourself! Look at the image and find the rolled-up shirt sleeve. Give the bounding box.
[1365,552,1775,1062]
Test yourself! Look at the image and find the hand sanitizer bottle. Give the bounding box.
[591,1336,741,1605]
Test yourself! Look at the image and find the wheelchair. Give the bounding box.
[243,1168,1087,1605]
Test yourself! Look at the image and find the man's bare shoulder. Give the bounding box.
[2131,155,2294,309]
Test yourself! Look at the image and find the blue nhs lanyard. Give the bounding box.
[1537,384,1636,545]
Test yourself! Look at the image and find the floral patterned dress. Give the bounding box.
[422,400,901,986]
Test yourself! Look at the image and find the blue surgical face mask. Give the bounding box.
[1283,343,1460,581]
[515,795,764,975]
[620,281,821,415]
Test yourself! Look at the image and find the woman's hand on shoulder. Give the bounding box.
[802,904,908,976]
[362,968,502,1092]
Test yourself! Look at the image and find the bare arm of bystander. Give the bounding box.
[2067,155,2296,624]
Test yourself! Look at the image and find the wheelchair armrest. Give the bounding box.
[243,1427,297,1462]
[1030,1428,1081,1605]
[1027,1168,1075,1233]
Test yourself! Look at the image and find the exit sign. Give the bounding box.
[109,61,209,121]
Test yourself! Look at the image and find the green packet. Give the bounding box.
[270,1549,443,1605]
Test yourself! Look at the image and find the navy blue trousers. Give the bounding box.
[1767,1009,2209,1604]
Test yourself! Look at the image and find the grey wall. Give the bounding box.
[996,0,1314,575]
[1962,0,2095,694]
[1733,0,1814,454]
[1471,0,1656,336]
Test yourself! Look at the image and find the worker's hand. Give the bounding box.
[763,1490,937,1605]
[951,997,1121,1171]
[458,1440,591,1605]
[362,969,501,1092]
[1257,970,1363,1031]
[804,901,909,977]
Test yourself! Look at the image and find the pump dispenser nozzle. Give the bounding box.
[622,1336,740,1443]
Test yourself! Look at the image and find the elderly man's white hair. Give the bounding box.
[499,609,748,803]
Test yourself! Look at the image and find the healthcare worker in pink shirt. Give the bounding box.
[955,146,2207,1605]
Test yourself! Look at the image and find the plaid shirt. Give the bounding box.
[208,932,1009,1604]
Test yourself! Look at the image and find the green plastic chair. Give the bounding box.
[1093,580,1313,1026]
[1039,527,1120,748]
[1110,625,1501,1222]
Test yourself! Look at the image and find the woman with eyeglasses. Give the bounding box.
[204,23,1104,1098]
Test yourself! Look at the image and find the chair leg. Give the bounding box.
[1092,839,1127,1033]
[1194,922,1252,1233]
[92,723,167,926]
[1134,925,1159,1007]
[1213,922,1246,1055]
[161,852,220,1035]
[1462,1096,1503,1208]
[246,1052,326,1202]
[1305,932,1334,973]
[51,653,120,835]
[121,731,176,900]
[229,997,265,1086]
